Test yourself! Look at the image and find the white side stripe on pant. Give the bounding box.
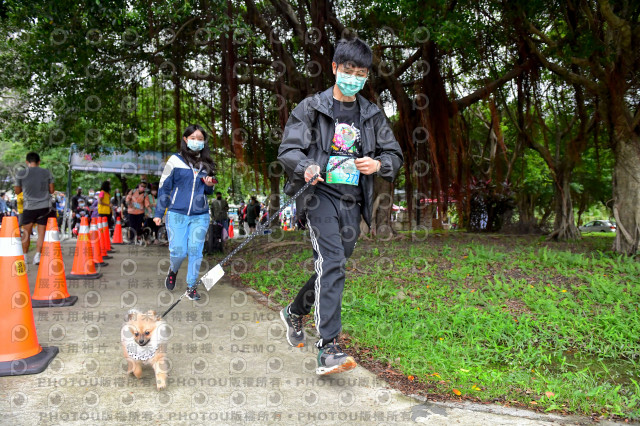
[308,224,324,340]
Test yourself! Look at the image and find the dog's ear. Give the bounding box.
[147,310,162,321]
[126,309,139,322]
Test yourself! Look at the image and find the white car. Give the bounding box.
[579,220,616,233]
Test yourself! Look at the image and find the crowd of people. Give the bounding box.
[69,180,163,245]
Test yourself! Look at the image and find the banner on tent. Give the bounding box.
[70,150,168,176]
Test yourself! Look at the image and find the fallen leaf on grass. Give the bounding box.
[453,388,461,396]
[530,401,537,405]
[460,368,470,372]
[545,391,555,398]
[472,385,481,391]
[408,375,415,381]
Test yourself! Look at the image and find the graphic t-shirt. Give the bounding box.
[316,98,363,203]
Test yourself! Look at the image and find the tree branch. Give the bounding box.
[454,58,536,112]
[269,0,306,42]
[523,37,599,93]
[392,48,422,79]
[179,67,301,100]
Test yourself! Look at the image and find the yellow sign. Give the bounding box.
[14,260,26,276]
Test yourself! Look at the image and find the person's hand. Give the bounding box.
[355,157,381,175]
[203,176,215,186]
[153,217,162,226]
[304,164,324,185]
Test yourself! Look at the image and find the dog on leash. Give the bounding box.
[121,309,170,390]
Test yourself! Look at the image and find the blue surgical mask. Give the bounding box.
[336,71,367,97]
[187,139,205,151]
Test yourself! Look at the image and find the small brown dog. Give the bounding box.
[121,309,170,390]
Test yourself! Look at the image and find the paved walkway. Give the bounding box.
[0,239,618,425]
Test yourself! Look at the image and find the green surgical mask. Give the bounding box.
[336,71,367,97]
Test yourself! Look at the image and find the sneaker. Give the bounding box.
[165,270,177,291]
[316,340,357,375]
[186,287,200,301]
[33,252,41,265]
[280,305,306,348]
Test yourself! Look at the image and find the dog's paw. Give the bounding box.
[133,366,142,379]
[156,378,167,390]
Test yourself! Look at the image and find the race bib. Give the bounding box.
[326,156,360,186]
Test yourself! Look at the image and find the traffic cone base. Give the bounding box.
[0,346,59,377]
[32,295,78,308]
[67,272,102,280]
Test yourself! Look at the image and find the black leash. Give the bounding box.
[160,156,355,319]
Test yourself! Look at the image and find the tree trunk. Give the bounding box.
[515,193,539,233]
[370,176,395,239]
[548,169,580,240]
[173,74,181,151]
[268,174,280,226]
[612,135,640,255]
[226,0,244,163]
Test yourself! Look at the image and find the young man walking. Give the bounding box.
[277,38,403,375]
[14,152,56,264]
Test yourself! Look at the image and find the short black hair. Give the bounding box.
[26,152,40,163]
[333,38,373,69]
[216,191,222,196]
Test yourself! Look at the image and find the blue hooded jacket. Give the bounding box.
[155,153,215,217]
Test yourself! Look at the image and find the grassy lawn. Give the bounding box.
[210,230,640,421]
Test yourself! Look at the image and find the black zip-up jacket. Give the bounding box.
[278,87,404,227]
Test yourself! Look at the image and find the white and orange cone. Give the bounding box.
[32,218,77,308]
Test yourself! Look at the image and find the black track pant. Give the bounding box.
[290,190,361,346]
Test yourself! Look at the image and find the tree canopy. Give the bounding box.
[0,0,637,252]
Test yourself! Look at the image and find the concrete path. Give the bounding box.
[0,239,617,425]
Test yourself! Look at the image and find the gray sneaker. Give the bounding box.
[280,305,306,348]
[316,340,357,375]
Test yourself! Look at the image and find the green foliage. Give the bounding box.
[226,232,640,419]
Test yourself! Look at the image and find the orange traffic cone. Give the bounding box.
[0,216,58,376]
[229,220,234,239]
[102,217,114,252]
[112,216,124,244]
[67,217,102,280]
[97,217,112,260]
[90,218,108,267]
[32,218,78,308]
[283,223,288,231]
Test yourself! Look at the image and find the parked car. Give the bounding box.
[579,220,616,233]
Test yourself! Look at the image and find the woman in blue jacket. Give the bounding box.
[154,124,216,300]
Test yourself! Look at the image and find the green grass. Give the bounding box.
[213,231,640,420]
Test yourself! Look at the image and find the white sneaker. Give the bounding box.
[33,252,41,265]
